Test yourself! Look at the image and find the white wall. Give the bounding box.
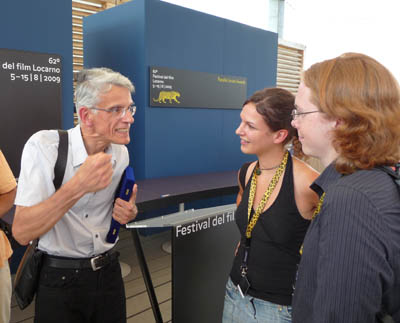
[163,0,400,82]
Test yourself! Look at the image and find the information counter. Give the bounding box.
[128,170,239,322]
[128,204,239,323]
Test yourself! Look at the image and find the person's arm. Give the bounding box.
[236,170,244,206]
[236,162,256,206]
[0,188,16,218]
[311,186,388,322]
[292,157,320,220]
[234,169,244,255]
[0,151,17,217]
[13,152,114,245]
[234,162,256,255]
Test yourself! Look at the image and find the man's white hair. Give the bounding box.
[74,67,134,123]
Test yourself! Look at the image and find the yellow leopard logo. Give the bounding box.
[153,91,181,104]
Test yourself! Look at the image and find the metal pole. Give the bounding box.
[131,229,163,323]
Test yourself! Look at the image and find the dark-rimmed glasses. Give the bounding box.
[291,109,320,120]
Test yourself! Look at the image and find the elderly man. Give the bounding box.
[13,67,138,323]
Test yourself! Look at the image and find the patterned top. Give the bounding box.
[292,163,400,322]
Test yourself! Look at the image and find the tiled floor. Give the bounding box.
[10,228,172,323]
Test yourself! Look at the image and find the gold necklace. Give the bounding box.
[299,192,326,255]
[246,151,289,239]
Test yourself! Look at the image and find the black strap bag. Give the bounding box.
[13,130,68,310]
[13,240,43,309]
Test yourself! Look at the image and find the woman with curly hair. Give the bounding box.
[291,53,400,323]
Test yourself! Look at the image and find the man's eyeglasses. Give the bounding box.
[89,105,136,119]
[291,109,320,120]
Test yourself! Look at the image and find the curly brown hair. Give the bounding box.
[303,52,400,174]
[244,87,304,158]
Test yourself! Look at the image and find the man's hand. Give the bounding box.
[74,152,113,194]
[112,184,138,225]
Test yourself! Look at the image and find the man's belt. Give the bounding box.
[43,250,119,271]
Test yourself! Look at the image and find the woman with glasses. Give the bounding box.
[222,87,319,323]
[291,53,400,322]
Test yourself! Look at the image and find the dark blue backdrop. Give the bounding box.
[84,0,278,181]
[0,0,73,129]
[0,0,73,272]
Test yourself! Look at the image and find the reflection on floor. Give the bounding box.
[10,228,172,323]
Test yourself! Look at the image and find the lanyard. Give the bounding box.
[246,151,289,239]
[240,151,289,277]
[311,192,326,220]
[240,239,251,277]
[299,192,326,255]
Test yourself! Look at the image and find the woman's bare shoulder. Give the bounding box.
[292,156,320,183]
[292,156,320,219]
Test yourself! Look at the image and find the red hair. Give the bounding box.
[303,53,400,174]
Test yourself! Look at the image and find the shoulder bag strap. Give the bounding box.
[377,164,400,190]
[0,133,70,249]
[33,129,68,246]
[53,130,69,191]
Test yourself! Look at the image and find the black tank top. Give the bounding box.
[230,153,310,305]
